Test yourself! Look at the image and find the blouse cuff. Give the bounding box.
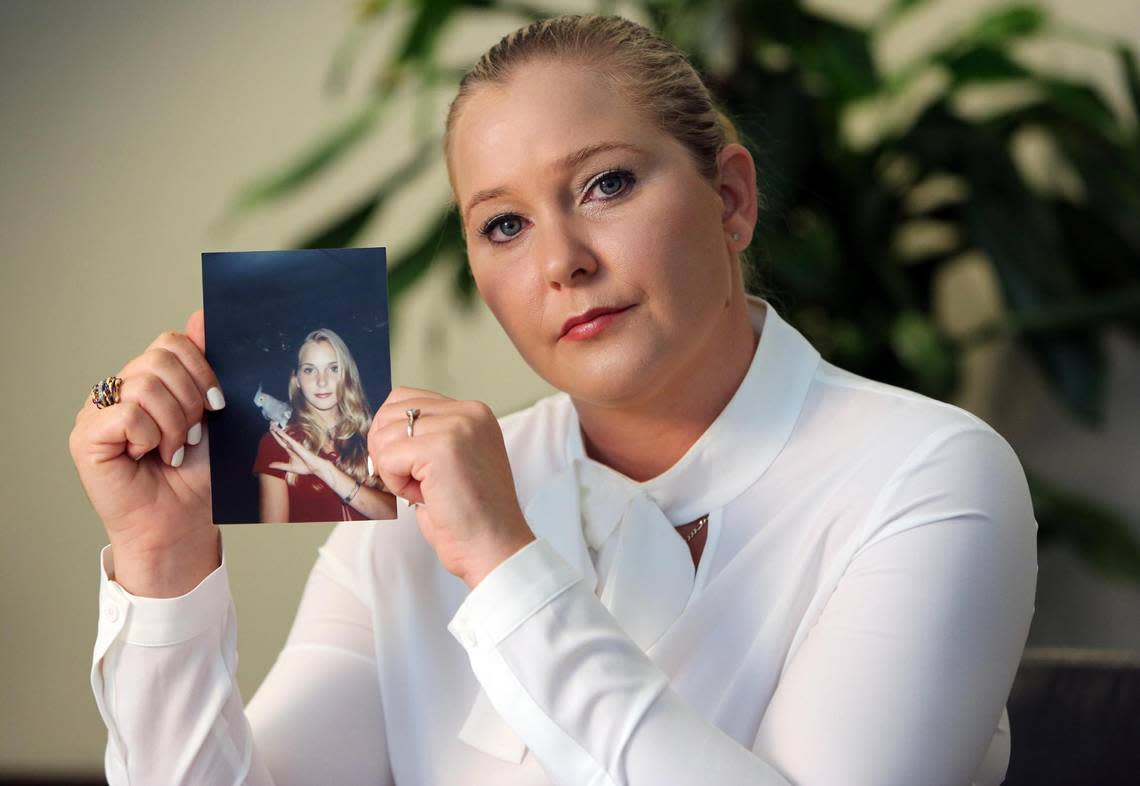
[448,537,580,651]
[98,543,231,647]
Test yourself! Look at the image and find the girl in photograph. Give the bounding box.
[71,13,1037,785]
[254,327,397,522]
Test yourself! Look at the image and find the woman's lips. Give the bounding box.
[560,305,634,341]
[315,392,333,398]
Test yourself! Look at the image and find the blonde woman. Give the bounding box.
[70,14,1036,785]
[254,328,396,522]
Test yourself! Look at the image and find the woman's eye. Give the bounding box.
[588,169,634,200]
[480,214,525,244]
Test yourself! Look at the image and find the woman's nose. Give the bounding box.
[539,219,599,290]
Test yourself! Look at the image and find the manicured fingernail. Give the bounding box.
[367,456,374,476]
[187,422,202,446]
[206,387,226,410]
[171,446,185,468]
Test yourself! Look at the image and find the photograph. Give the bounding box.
[202,246,397,524]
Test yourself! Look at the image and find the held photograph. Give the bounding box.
[202,247,397,524]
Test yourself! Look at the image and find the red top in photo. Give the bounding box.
[252,426,370,523]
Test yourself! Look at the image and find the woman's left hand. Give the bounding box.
[368,387,535,588]
[268,424,332,479]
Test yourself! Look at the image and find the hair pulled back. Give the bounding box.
[443,14,742,191]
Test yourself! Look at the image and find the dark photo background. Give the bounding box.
[202,247,390,524]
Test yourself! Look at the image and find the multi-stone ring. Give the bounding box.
[91,376,124,410]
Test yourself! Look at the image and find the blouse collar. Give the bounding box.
[456,296,821,765]
[562,295,821,523]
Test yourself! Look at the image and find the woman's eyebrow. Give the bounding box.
[463,141,643,222]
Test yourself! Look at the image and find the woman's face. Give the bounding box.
[296,340,341,412]
[450,59,752,407]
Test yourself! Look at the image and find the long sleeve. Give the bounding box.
[448,539,792,786]
[91,529,392,785]
[447,426,1037,786]
[753,426,1037,785]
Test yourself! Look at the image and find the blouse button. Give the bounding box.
[104,603,120,623]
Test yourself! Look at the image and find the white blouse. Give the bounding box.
[91,296,1037,785]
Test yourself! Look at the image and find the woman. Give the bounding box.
[254,327,397,523]
[69,14,1036,785]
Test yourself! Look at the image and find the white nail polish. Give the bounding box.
[171,446,185,468]
[367,456,374,476]
[187,422,202,446]
[206,387,226,410]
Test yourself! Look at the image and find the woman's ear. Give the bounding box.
[717,143,758,251]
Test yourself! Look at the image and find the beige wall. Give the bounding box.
[1,0,1137,774]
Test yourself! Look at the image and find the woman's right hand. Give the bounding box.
[69,310,224,597]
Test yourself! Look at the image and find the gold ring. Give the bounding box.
[91,376,124,409]
[405,407,421,438]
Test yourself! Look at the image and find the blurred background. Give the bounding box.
[2,0,1138,781]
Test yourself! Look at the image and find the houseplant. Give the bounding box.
[223,0,1140,579]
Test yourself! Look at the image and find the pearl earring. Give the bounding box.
[731,232,740,241]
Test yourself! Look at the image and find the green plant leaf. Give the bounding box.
[222,98,386,224]
[939,45,1030,87]
[962,141,1109,423]
[1048,124,1140,259]
[451,252,479,306]
[325,16,379,94]
[875,0,935,31]
[889,310,958,396]
[1052,202,1140,320]
[793,15,880,103]
[297,190,383,251]
[296,139,437,249]
[1037,78,1122,141]
[963,227,1107,423]
[731,72,820,218]
[387,207,464,306]
[1119,44,1140,124]
[952,4,1046,51]
[962,287,1140,346]
[357,0,398,18]
[885,99,972,169]
[395,0,462,65]
[899,5,1045,95]
[762,209,843,302]
[1030,471,1140,582]
[964,194,1070,309]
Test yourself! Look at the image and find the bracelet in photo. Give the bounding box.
[342,479,362,504]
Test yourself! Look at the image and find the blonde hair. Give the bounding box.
[444,14,744,199]
[287,328,374,486]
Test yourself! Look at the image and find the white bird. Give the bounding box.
[253,384,292,428]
